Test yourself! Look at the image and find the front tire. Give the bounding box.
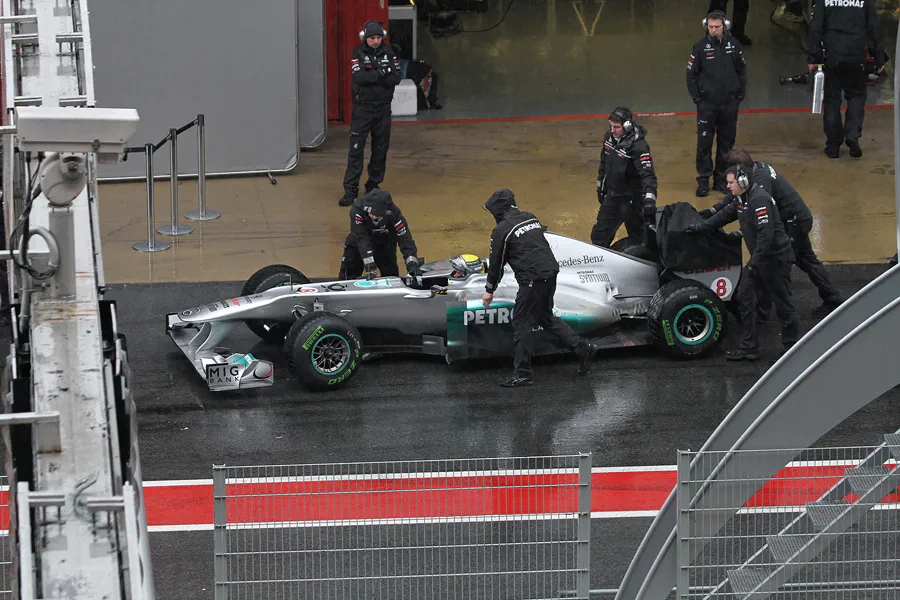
[241,264,309,343]
[284,313,363,391]
[648,279,726,358]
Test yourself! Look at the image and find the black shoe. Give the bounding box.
[734,33,753,46]
[712,180,728,194]
[338,194,355,207]
[846,138,862,158]
[500,376,534,388]
[696,178,710,197]
[824,146,840,159]
[812,300,842,319]
[577,343,600,376]
[725,349,761,361]
[364,181,380,194]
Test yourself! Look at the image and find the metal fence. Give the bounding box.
[676,440,900,600]
[0,475,10,597]
[213,455,592,600]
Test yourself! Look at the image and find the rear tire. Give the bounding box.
[241,264,309,343]
[284,313,363,391]
[648,279,726,358]
[611,235,656,261]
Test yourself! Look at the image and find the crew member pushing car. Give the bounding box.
[482,189,599,387]
[591,107,658,248]
[339,189,422,280]
[687,166,799,361]
[703,148,843,318]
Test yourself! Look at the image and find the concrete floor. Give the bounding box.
[98,109,899,284]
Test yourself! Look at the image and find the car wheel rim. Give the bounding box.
[674,304,714,345]
[311,334,350,375]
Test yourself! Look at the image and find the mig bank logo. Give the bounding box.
[464,307,511,326]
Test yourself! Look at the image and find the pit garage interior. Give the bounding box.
[3,0,900,598]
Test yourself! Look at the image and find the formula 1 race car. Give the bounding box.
[166,204,743,391]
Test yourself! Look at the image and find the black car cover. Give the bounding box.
[655,202,742,270]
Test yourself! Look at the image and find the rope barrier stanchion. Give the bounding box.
[133,143,171,252]
[185,114,221,221]
[157,128,193,236]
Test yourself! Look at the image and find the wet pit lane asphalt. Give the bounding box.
[111,263,900,598]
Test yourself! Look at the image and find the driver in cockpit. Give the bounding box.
[338,189,423,280]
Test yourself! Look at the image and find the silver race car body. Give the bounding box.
[167,232,740,391]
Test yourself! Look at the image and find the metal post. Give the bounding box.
[48,206,75,297]
[576,453,592,600]
[894,20,900,259]
[185,114,220,221]
[213,466,228,600]
[17,482,35,600]
[133,144,169,252]
[675,450,691,600]
[157,129,192,236]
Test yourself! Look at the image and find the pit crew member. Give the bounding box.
[591,107,658,248]
[688,165,799,361]
[703,148,843,318]
[687,10,747,196]
[338,189,422,280]
[483,189,599,387]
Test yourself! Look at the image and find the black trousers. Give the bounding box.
[736,257,800,353]
[337,234,400,280]
[759,216,841,314]
[512,277,589,378]
[823,62,867,149]
[590,197,644,247]
[342,104,392,199]
[708,0,749,37]
[696,99,739,183]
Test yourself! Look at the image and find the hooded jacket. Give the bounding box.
[686,33,747,106]
[711,162,813,223]
[808,0,883,67]
[483,189,560,293]
[348,190,417,268]
[596,124,658,204]
[703,183,793,266]
[351,41,403,107]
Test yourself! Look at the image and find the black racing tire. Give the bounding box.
[648,279,727,358]
[284,313,363,391]
[241,264,309,343]
[611,236,657,262]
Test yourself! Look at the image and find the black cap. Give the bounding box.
[364,21,384,38]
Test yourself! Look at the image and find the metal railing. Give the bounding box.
[213,455,592,600]
[127,113,221,253]
[676,443,900,600]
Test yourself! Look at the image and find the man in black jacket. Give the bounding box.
[338,189,421,280]
[482,189,598,387]
[591,107,658,248]
[703,148,843,317]
[339,21,403,207]
[688,166,799,360]
[808,0,883,158]
[687,10,747,197]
